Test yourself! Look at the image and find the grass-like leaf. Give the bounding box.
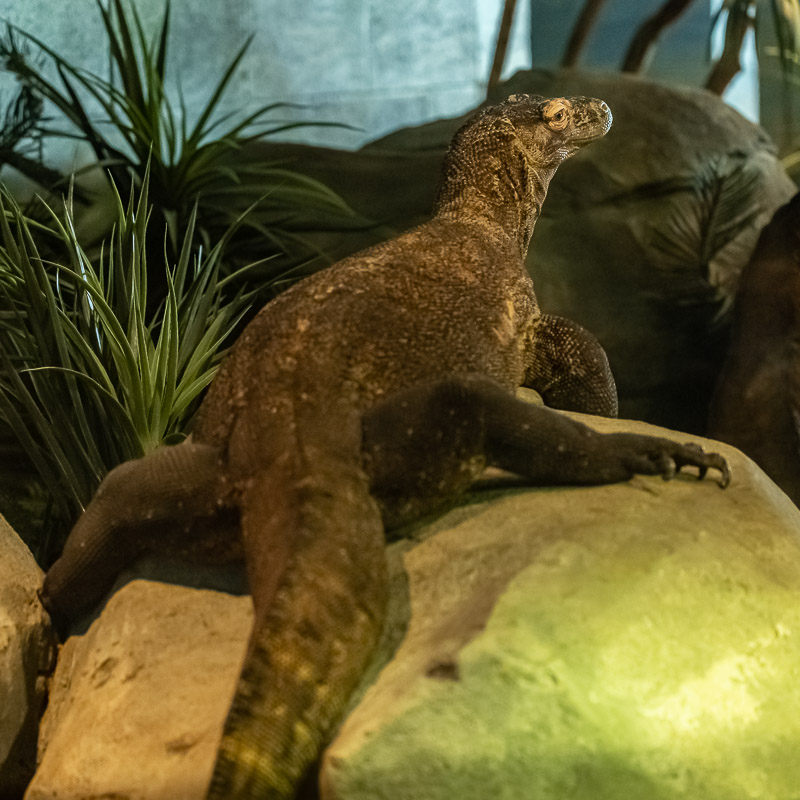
[0,173,259,563]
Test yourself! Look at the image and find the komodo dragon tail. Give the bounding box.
[207,413,388,798]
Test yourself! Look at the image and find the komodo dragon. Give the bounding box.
[40,94,729,798]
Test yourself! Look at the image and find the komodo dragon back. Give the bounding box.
[40,94,729,799]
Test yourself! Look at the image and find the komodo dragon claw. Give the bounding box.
[642,440,730,488]
[677,442,731,488]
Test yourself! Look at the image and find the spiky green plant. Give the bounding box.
[0,78,55,187]
[0,0,355,298]
[0,169,260,561]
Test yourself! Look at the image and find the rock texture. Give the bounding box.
[0,514,53,799]
[24,415,800,800]
[25,563,252,800]
[248,70,795,433]
[322,416,800,800]
[708,190,800,506]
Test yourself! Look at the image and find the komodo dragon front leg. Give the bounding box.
[525,313,619,417]
[363,374,729,526]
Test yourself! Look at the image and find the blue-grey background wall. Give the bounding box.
[1,0,533,153]
[0,0,756,164]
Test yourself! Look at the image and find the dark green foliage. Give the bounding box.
[0,32,79,199]
[0,0,356,294]
[0,173,260,561]
[0,0,366,560]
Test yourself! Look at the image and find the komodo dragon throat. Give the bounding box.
[41,94,729,798]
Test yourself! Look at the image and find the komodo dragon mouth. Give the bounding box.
[561,97,614,143]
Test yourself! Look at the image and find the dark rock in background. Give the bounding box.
[708,190,800,505]
[248,69,794,433]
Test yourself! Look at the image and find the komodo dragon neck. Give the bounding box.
[433,122,557,256]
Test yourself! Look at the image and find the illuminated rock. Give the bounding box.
[322,416,800,800]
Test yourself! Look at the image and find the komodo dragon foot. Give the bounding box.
[363,374,729,526]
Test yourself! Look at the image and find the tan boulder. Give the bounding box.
[0,514,53,798]
[26,571,252,800]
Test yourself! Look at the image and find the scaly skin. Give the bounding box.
[41,95,729,799]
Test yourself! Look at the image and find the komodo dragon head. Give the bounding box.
[502,93,612,165]
[441,93,612,175]
[435,93,612,249]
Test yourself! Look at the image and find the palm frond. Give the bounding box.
[649,154,766,317]
[654,155,765,270]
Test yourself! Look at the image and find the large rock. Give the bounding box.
[0,514,53,799]
[25,416,800,799]
[322,417,800,799]
[25,563,252,800]
[251,70,794,433]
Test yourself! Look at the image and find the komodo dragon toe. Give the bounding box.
[600,435,731,487]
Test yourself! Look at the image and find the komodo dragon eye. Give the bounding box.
[543,99,570,130]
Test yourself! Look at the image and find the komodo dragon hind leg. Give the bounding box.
[207,455,387,799]
[363,374,729,529]
[525,313,619,417]
[41,440,231,633]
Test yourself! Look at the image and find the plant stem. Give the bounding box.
[621,0,696,72]
[488,0,519,95]
[561,0,607,68]
[706,0,754,94]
